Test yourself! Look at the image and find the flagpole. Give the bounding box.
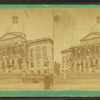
[53,8,54,58]
[52,8,55,90]
[71,19,74,47]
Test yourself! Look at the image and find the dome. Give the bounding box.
[90,16,100,33]
[90,23,100,33]
[6,16,24,34]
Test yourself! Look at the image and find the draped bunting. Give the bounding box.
[0,42,27,59]
[70,44,100,60]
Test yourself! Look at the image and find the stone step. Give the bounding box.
[55,77,100,83]
[0,73,45,79]
[0,73,45,83]
[0,73,23,78]
[0,78,23,83]
[55,72,100,83]
[59,72,100,78]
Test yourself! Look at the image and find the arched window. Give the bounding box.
[35,46,41,67]
[43,46,47,57]
[37,58,40,67]
[35,46,41,58]
[30,48,34,67]
[43,46,48,66]
[30,48,34,58]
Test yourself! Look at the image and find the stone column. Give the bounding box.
[83,59,86,72]
[4,58,7,72]
[0,59,2,72]
[27,58,31,71]
[14,57,18,70]
[98,57,100,70]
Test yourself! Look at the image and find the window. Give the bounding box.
[43,46,47,66]
[43,46,47,57]
[31,59,34,67]
[35,46,41,58]
[37,58,40,67]
[30,48,34,58]
[43,57,48,66]
[66,56,68,65]
[30,48,34,67]
[35,46,41,68]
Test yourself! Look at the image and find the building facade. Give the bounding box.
[60,49,71,74]
[0,16,54,74]
[28,38,54,74]
[61,16,100,73]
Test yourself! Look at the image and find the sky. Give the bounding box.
[0,8,100,63]
[0,8,53,39]
[54,8,100,63]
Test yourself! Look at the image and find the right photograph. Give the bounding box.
[54,8,100,91]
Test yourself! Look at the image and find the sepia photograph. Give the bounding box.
[0,7,100,92]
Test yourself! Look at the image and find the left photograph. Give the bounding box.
[0,8,54,91]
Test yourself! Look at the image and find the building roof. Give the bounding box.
[80,16,100,42]
[70,44,82,48]
[29,37,53,45]
[61,49,70,54]
[80,32,100,42]
[0,33,27,42]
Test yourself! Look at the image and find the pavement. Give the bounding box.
[54,82,100,91]
[0,82,44,91]
[0,72,100,91]
[0,81,100,91]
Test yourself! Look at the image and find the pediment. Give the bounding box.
[80,33,100,41]
[0,33,21,41]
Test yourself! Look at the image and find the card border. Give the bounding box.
[0,4,99,97]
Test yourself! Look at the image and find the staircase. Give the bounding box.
[55,71,100,83]
[0,72,45,83]
[0,73,23,83]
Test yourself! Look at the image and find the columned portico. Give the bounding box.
[61,16,100,73]
[0,16,54,75]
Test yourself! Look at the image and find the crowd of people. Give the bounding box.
[0,42,29,73]
[68,43,100,72]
